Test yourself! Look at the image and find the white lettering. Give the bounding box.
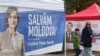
[28,14,32,25]
[28,26,57,37]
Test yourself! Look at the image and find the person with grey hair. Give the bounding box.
[0,6,24,56]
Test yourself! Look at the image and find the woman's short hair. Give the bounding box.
[5,6,19,27]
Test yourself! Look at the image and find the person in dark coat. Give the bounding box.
[80,22,94,56]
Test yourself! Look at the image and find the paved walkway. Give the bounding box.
[32,52,100,56]
[66,52,100,56]
[33,54,64,56]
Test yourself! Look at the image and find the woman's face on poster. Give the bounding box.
[8,11,18,28]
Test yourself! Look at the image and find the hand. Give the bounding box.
[80,42,83,45]
[91,35,93,38]
[0,49,15,56]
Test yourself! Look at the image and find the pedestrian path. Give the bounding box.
[32,51,100,56]
[66,51,100,56]
[33,53,64,56]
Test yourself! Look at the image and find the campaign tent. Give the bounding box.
[67,3,100,21]
[66,3,100,51]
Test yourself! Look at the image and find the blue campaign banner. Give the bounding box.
[0,10,65,55]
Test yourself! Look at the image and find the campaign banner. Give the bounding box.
[66,20,100,51]
[0,6,65,56]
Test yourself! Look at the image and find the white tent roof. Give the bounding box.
[0,0,64,11]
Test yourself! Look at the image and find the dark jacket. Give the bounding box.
[66,31,73,43]
[81,27,93,47]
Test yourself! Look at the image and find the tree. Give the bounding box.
[65,0,100,14]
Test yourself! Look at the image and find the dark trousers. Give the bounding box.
[74,49,81,56]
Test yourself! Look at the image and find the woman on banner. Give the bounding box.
[80,22,94,56]
[0,7,24,56]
